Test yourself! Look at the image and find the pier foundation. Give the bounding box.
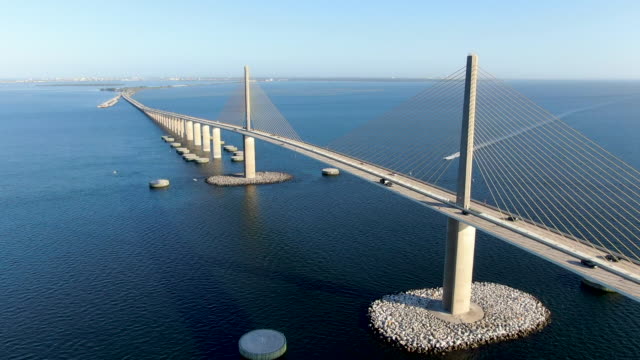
[244,136,256,178]
[202,125,211,152]
[212,128,222,159]
[186,121,194,141]
[443,218,477,315]
[194,123,202,146]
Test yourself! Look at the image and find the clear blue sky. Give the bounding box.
[2,0,638,79]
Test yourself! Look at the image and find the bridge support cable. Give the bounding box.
[329,69,464,176]
[212,78,305,143]
[473,103,610,256]
[215,84,246,127]
[249,82,303,141]
[326,67,469,188]
[471,69,640,263]
[475,74,640,261]
[332,72,463,160]
[474,79,626,257]
[474,79,637,262]
[479,70,640,211]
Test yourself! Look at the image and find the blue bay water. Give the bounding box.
[0,80,639,359]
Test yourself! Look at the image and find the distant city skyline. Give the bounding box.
[2,0,639,79]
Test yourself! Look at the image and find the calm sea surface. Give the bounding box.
[1,80,639,359]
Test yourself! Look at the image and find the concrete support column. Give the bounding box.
[212,128,222,159]
[194,123,202,146]
[442,53,479,316]
[243,66,255,178]
[202,125,211,152]
[186,121,194,141]
[442,218,477,314]
[244,136,256,178]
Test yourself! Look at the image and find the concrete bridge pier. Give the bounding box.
[194,123,202,146]
[442,53,479,317]
[244,136,256,178]
[186,121,194,141]
[443,219,477,315]
[202,125,211,152]
[243,65,256,179]
[212,127,222,159]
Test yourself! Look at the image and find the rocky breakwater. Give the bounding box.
[369,282,550,354]
[206,172,293,186]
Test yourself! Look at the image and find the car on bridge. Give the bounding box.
[580,259,598,268]
[379,178,393,187]
[605,254,621,262]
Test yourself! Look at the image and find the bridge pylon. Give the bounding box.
[243,65,256,178]
[442,53,480,316]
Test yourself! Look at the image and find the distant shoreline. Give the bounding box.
[36,83,125,87]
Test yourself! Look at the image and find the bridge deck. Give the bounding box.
[123,94,640,302]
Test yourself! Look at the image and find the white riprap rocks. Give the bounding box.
[369,282,550,354]
[206,172,293,186]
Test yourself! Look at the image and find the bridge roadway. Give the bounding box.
[123,94,640,302]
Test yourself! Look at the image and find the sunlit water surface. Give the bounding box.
[1,80,639,359]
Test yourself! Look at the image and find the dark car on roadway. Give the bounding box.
[581,259,598,268]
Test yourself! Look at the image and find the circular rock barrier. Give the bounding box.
[149,179,170,189]
[322,168,340,176]
[239,329,287,360]
[183,154,198,161]
[369,282,550,354]
[207,172,293,186]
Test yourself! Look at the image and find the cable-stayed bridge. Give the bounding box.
[122,55,640,316]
